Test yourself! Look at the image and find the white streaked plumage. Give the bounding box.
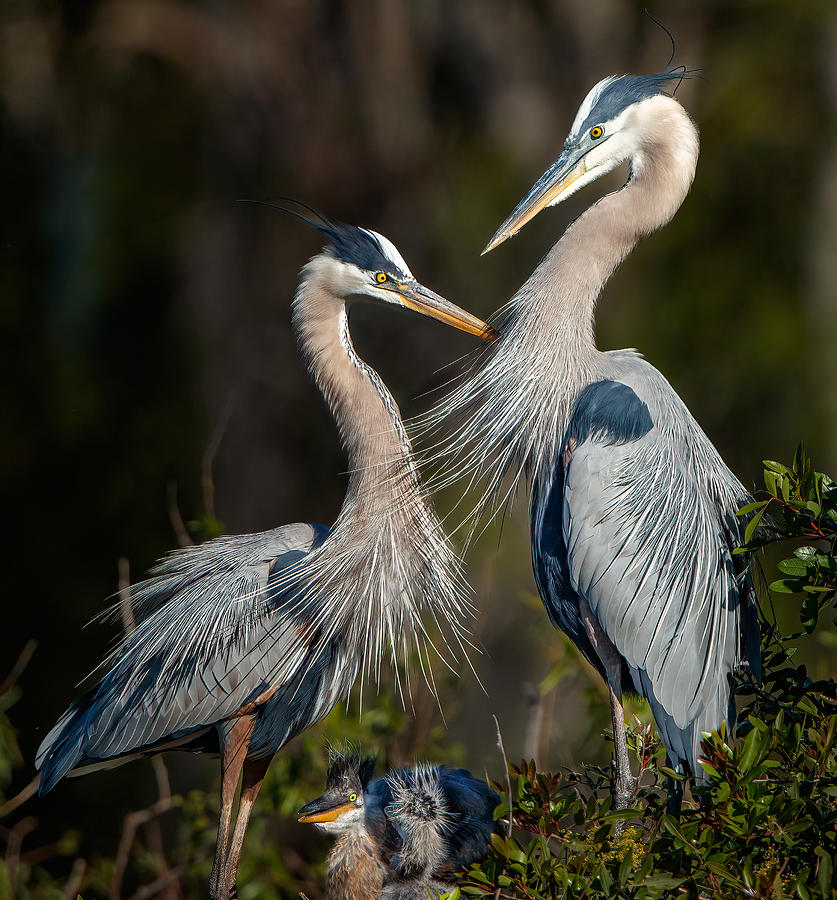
[35,212,492,899]
[421,71,761,803]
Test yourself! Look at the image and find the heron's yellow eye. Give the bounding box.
[375,272,387,284]
[590,126,603,140]
[349,793,357,802]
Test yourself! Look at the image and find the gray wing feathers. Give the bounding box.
[563,377,750,773]
[37,523,328,784]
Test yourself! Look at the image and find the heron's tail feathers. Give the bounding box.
[36,698,90,794]
[36,691,213,795]
[384,765,450,879]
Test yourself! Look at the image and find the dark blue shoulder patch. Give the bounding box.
[567,380,653,447]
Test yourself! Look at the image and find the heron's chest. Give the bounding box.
[328,834,385,899]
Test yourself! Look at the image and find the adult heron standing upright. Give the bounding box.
[36,205,496,898]
[428,70,760,807]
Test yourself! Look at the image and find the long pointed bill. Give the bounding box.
[297,798,356,824]
[483,150,588,254]
[399,283,499,341]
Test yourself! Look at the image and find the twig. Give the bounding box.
[492,715,513,837]
[0,640,37,696]
[111,568,181,899]
[5,815,37,888]
[145,757,180,899]
[151,756,172,803]
[522,682,547,763]
[0,774,40,820]
[109,797,178,900]
[61,858,87,900]
[167,481,194,548]
[201,392,236,523]
[21,838,75,865]
[126,866,185,900]
[118,557,135,634]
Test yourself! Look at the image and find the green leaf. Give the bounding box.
[801,594,820,633]
[769,578,803,594]
[814,847,833,895]
[642,875,685,888]
[660,814,693,848]
[705,860,745,888]
[738,726,764,772]
[744,502,769,544]
[737,500,769,516]
[599,807,642,822]
[467,869,490,885]
[763,460,791,475]
[776,557,811,575]
[490,833,509,856]
[617,852,632,885]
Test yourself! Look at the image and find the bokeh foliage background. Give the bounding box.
[1,0,836,896]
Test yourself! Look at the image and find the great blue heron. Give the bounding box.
[427,71,761,808]
[297,748,499,898]
[35,205,496,899]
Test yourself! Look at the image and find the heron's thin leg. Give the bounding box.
[209,717,254,900]
[665,771,683,817]
[578,597,636,811]
[606,674,636,811]
[221,755,272,899]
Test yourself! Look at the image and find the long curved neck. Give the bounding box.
[526,97,699,360]
[425,99,699,509]
[292,262,416,512]
[275,257,469,694]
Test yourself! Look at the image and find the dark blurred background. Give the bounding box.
[2,0,836,894]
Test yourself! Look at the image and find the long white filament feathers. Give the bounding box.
[95,252,476,726]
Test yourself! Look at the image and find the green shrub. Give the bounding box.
[451,448,836,899]
[2,450,834,898]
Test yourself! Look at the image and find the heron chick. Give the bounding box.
[36,204,496,899]
[298,749,499,899]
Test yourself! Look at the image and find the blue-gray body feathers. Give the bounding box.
[424,73,762,779]
[362,764,498,897]
[36,523,354,792]
[372,766,499,871]
[531,357,760,773]
[37,232,474,805]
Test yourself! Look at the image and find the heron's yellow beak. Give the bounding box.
[398,283,498,341]
[483,152,588,254]
[297,800,356,824]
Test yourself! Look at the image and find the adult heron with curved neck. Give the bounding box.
[430,71,760,807]
[36,206,496,899]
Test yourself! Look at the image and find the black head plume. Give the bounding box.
[643,8,677,70]
[572,66,694,140]
[238,197,410,279]
[326,745,377,793]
